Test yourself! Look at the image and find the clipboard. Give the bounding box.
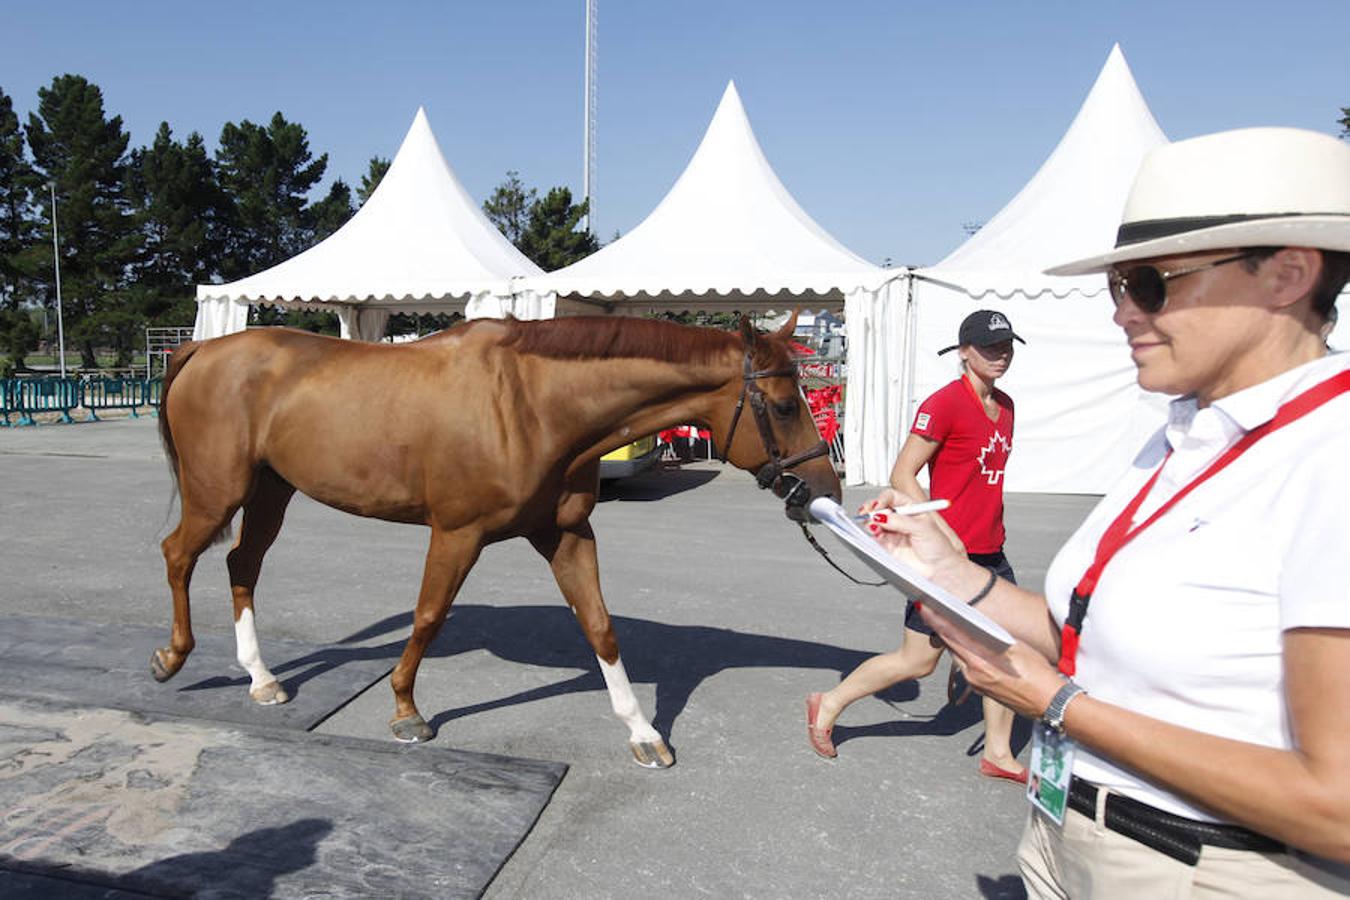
[808,497,1014,653]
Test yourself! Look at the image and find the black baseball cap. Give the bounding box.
[937,309,1026,355]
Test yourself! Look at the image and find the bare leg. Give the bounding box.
[815,626,945,733]
[226,468,296,705]
[389,527,482,743]
[980,697,1025,775]
[531,523,672,768]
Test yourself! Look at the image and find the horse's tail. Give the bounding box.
[158,340,201,502]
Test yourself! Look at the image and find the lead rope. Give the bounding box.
[796,521,885,587]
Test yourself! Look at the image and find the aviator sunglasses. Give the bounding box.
[1107,251,1259,314]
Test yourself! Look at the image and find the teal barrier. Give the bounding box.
[0,375,163,425]
[10,377,80,425]
[0,379,16,426]
[82,376,156,420]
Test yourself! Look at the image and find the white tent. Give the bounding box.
[847,45,1171,492]
[193,107,549,342]
[534,81,893,313]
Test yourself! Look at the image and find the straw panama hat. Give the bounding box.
[1046,127,1350,276]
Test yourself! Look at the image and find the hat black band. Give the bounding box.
[1114,212,1340,248]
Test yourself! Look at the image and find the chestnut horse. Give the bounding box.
[153,313,840,767]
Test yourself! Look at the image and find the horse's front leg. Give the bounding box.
[531,523,674,769]
[389,526,482,743]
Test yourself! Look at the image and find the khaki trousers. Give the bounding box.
[1016,793,1350,899]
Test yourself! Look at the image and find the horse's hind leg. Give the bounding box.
[531,524,673,769]
[389,527,483,743]
[226,467,296,706]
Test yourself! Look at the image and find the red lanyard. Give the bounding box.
[1059,369,1350,676]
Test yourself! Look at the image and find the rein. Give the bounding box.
[717,350,882,586]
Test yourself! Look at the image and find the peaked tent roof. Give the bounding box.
[916,45,1168,298]
[536,81,888,308]
[196,107,543,307]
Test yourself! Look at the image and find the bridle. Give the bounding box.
[718,351,830,513]
[719,349,885,587]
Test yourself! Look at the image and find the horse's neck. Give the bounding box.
[529,353,734,447]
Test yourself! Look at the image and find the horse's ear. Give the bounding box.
[739,314,757,349]
[772,309,800,342]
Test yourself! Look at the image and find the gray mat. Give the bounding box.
[0,615,396,731]
[0,697,566,899]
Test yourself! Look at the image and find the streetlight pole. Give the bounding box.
[48,182,66,378]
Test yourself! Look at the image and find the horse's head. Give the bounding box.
[714,312,843,521]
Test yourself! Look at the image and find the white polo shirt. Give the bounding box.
[1044,351,1350,821]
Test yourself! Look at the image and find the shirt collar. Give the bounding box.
[1166,352,1346,444]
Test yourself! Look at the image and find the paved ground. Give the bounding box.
[0,417,1098,898]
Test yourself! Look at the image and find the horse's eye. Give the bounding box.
[774,399,798,418]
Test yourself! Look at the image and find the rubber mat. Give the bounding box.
[0,697,566,899]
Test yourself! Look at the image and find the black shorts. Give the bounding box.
[903,550,1016,636]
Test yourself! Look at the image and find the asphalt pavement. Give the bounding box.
[0,416,1098,899]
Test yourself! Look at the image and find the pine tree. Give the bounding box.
[483,170,536,246]
[25,74,137,368]
[126,123,227,325]
[214,112,327,281]
[0,87,41,313]
[357,157,390,207]
[519,187,597,271]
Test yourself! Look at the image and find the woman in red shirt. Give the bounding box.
[806,309,1026,782]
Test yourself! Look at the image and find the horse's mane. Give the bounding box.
[498,316,767,368]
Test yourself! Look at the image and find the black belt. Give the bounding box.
[1067,776,1285,866]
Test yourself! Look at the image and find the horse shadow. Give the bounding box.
[598,465,720,502]
[193,603,996,754]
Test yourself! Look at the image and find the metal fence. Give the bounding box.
[0,375,162,426]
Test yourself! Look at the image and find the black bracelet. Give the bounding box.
[968,568,998,607]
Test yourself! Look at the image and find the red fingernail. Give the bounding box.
[874,513,888,523]
[914,601,923,611]
[868,523,880,533]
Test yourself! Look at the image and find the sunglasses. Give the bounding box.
[1107,251,1259,314]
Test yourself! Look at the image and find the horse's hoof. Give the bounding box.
[249,681,289,706]
[630,739,675,769]
[391,715,434,743]
[150,648,179,683]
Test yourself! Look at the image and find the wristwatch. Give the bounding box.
[1041,681,1086,734]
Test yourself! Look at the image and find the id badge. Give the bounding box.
[1027,722,1075,825]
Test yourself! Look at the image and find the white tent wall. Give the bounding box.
[842,276,910,486]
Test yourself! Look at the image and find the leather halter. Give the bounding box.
[718,352,830,511]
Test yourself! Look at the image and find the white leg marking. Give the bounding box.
[234,608,280,695]
[597,655,661,744]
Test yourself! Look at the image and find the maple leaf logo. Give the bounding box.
[978,430,1011,485]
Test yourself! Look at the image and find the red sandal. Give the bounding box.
[805,693,837,759]
[979,758,1028,784]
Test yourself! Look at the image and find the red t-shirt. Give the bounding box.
[909,375,1014,553]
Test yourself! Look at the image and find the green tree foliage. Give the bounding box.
[1340,107,1350,139]
[214,112,328,281]
[357,156,390,206]
[126,122,227,326]
[0,87,42,313]
[483,171,597,271]
[482,170,536,246]
[25,74,138,367]
[310,178,354,240]
[518,187,598,271]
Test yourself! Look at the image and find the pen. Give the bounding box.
[851,499,951,522]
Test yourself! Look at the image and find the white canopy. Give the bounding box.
[847,45,1171,492]
[193,107,549,341]
[535,81,890,312]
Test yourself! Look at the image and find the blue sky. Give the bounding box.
[8,1,1348,267]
